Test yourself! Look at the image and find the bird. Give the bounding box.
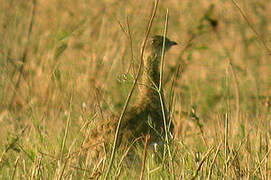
[83,35,177,164]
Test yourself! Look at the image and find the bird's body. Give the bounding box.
[84,35,177,162]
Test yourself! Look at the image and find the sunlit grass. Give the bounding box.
[0,0,271,179]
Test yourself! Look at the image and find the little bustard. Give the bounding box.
[84,35,177,162]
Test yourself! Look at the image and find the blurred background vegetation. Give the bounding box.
[0,0,271,179]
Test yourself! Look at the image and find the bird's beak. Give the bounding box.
[170,41,177,46]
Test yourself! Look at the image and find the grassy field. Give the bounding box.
[1,0,271,179]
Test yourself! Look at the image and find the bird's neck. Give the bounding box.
[136,53,162,105]
[142,60,160,90]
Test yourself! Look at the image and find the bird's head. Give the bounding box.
[143,35,177,67]
[146,35,177,55]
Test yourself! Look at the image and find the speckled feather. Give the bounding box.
[83,35,177,162]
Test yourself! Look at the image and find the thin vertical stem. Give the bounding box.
[224,113,229,178]
[11,156,20,180]
[265,118,269,180]
[104,1,159,179]
[60,92,73,163]
[159,8,175,179]
[139,134,150,180]
[8,0,37,109]
[224,49,240,124]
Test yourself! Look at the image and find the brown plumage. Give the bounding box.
[83,35,177,162]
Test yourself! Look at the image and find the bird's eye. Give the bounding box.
[151,40,155,44]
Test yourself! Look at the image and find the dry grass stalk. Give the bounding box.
[139,134,150,180]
